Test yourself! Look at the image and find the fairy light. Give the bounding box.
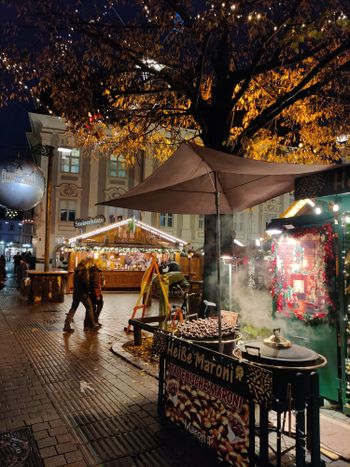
[68,217,187,247]
[0,53,55,116]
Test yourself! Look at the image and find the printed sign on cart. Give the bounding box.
[165,361,249,466]
[154,333,273,466]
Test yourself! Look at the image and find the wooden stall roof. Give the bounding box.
[68,217,187,249]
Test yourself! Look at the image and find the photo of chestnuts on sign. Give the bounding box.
[166,379,180,406]
[164,377,249,466]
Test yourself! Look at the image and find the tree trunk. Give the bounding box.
[202,112,234,305]
[202,213,234,311]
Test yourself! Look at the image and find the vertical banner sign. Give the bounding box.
[154,332,273,466]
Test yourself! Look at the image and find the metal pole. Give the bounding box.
[229,263,232,311]
[214,172,223,353]
[309,372,324,467]
[44,147,54,272]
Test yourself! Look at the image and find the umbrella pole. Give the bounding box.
[214,172,223,353]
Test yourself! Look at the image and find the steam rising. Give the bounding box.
[230,269,288,336]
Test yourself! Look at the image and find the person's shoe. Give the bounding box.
[84,326,100,332]
[63,326,74,333]
[96,322,102,327]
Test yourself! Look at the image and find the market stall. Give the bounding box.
[101,142,334,465]
[268,164,350,415]
[64,218,188,292]
[153,326,325,466]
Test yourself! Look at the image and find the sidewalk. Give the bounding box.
[0,272,349,466]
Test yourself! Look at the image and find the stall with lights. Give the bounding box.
[268,166,350,414]
[64,217,190,291]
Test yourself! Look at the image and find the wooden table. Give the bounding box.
[27,270,68,303]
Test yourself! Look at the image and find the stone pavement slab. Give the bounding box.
[0,274,349,466]
[0,280,222,467]
[320,414,350,461]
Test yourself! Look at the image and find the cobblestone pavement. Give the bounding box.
[0,272,349,466]
[0,275,222,467]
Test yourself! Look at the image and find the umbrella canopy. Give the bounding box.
[99,142,333,214]
[99,142,339,353]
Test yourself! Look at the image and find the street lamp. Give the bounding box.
[221,254,235,312]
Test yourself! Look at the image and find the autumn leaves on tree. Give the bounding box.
[1,0,349,163]
[0,0,349,301]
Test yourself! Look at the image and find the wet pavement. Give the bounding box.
[0,273,223,467]
[0,271,349,466]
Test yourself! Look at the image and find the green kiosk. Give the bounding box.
[270,165,350,414]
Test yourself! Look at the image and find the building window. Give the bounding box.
[160,213,173,228]
[198,215,204,229]
[109,155,126,178]
[59,199,76,222]
[9,224,14,231]
[60,148,80,174]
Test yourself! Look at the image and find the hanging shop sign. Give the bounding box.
[295,165,350,200]
[74,215,106,229]
[155,333,272,466]
[0,159,45,211]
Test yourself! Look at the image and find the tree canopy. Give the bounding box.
[1,0,349,306]
[0,0,349,164]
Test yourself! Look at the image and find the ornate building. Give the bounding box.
[26,112,291,266]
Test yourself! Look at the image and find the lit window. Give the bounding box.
[198,215,204,229]
[60,148,80,174]
[160,213,173,228]
[109,155,126,178]
[59,200,76,222]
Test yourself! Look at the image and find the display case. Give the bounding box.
[270,208,350,413]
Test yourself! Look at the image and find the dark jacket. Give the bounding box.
[73,264,90,296]
[89,266,103,300]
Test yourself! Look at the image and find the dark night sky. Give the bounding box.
[0,101,33,162]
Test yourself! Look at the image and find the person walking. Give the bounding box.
[13,252,21,279]
[89,261,104,327]
[63,259,99,333]
[0,254,6,283]
[17,256,28,290]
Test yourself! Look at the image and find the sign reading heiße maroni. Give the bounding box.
[154,332,273,407]
[156,333,273,466]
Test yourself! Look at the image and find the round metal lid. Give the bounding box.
[237,340,320,367]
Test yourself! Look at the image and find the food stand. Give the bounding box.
[100,142,333,465]
[153,328,325,466]
[268,165,350,415]
[64,218,188,292]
